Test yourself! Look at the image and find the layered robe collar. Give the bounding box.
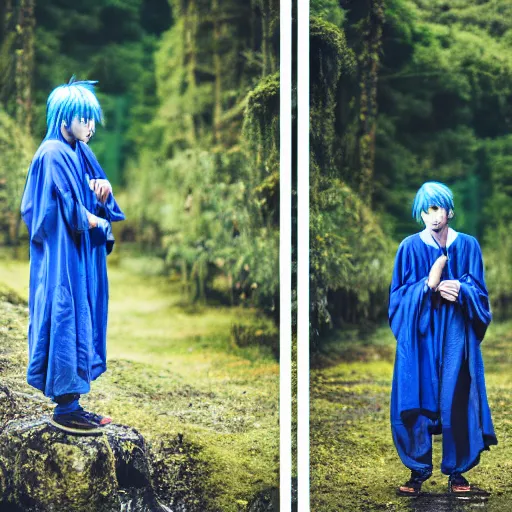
[419,227,458,249]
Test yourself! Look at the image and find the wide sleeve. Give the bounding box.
[46,152,91,236]
[389,240,432,340]
[78,141,125,223]
[21,151,90,243]
[389,239,434,417]
[95,192,125,223]
[458,238,491,341]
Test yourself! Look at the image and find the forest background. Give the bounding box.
[310,0,512,345]
[0,0,280,322]
[0,1,281,510]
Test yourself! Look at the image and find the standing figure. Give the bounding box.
[21,78,125,434]
[389,181,497,495]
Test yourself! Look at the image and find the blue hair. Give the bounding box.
[44,76,103,141]
[412,181,454,223]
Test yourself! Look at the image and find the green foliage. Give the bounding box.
[310,16,356,187]
[310,0,346,27]
[484,225,512,320]
[313,0,512,339]
[125,146,278,315]
[125,5,280,318]
[309,17,391,334]
[375,0,512,239]
[310,178,393,335]
[481,134,512,316]
[33,0,171,183]
[0,108,34,243]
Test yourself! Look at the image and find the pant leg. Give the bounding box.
[53,393,81,415]
[392,414,434,474]
[440,360,473,475]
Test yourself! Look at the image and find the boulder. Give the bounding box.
[0,417,171,512]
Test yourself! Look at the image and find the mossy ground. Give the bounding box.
[0,249,278,512]
[311,324,512,511]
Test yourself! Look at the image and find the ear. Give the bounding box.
[448,209,454,219]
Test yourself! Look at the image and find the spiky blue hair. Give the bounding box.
[412,181,454,223]
[44,76,103,141]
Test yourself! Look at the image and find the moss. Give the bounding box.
[8,432,118,511]
[310,16,356,87]
[243,72,279,164]
[309,18,355,185]
[244,73,279,119]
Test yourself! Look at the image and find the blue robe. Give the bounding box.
[21,138,125,400]
[389,228,497,476]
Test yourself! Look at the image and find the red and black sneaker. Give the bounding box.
[82,410,112,426]
[397,469,432,496]
[50,410,103,435]
[448,473,489,495]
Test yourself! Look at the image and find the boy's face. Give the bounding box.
[421,205,449,232]
[67,117,96,143]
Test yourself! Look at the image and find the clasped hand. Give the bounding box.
[436,280,460,302]
[89,178,112,203]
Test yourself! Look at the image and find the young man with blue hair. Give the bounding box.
[21,77,125,434]
[389,181,497,495]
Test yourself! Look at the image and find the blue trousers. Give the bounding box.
[392,412,474,476]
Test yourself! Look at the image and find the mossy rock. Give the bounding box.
[0,418,170,512]
[310,16,355,90]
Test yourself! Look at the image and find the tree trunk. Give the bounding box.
[212,0,222,144]
[0,0,15,111]
[358,0,384,206]
[184,0,198,144]
[14,0,35,134]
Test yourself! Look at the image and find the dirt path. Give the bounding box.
[310,324,512,511]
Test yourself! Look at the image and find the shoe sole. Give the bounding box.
[49,418,103,436]
[397,489,421,497]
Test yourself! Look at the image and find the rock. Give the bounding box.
[0,417,171,512]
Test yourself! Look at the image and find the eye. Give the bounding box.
[430,206,439,212]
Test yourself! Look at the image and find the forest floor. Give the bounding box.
[311,324,512,511]
[0,249,278,512]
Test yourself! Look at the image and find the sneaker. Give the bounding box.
[448,473,471,493]
[397,469,432,496]
[49,410,102,435]
[82,410,112,426]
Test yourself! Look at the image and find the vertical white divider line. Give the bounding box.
[297,0,310,510]
[280,0,292,510]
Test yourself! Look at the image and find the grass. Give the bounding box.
[0,248,278,511]
[311,323,512,511]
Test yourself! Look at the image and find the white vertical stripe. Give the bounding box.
[297,0,310,510]
[280,0,292,510]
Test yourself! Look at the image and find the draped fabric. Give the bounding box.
[21,139,125,400]
[389,229,497,475]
